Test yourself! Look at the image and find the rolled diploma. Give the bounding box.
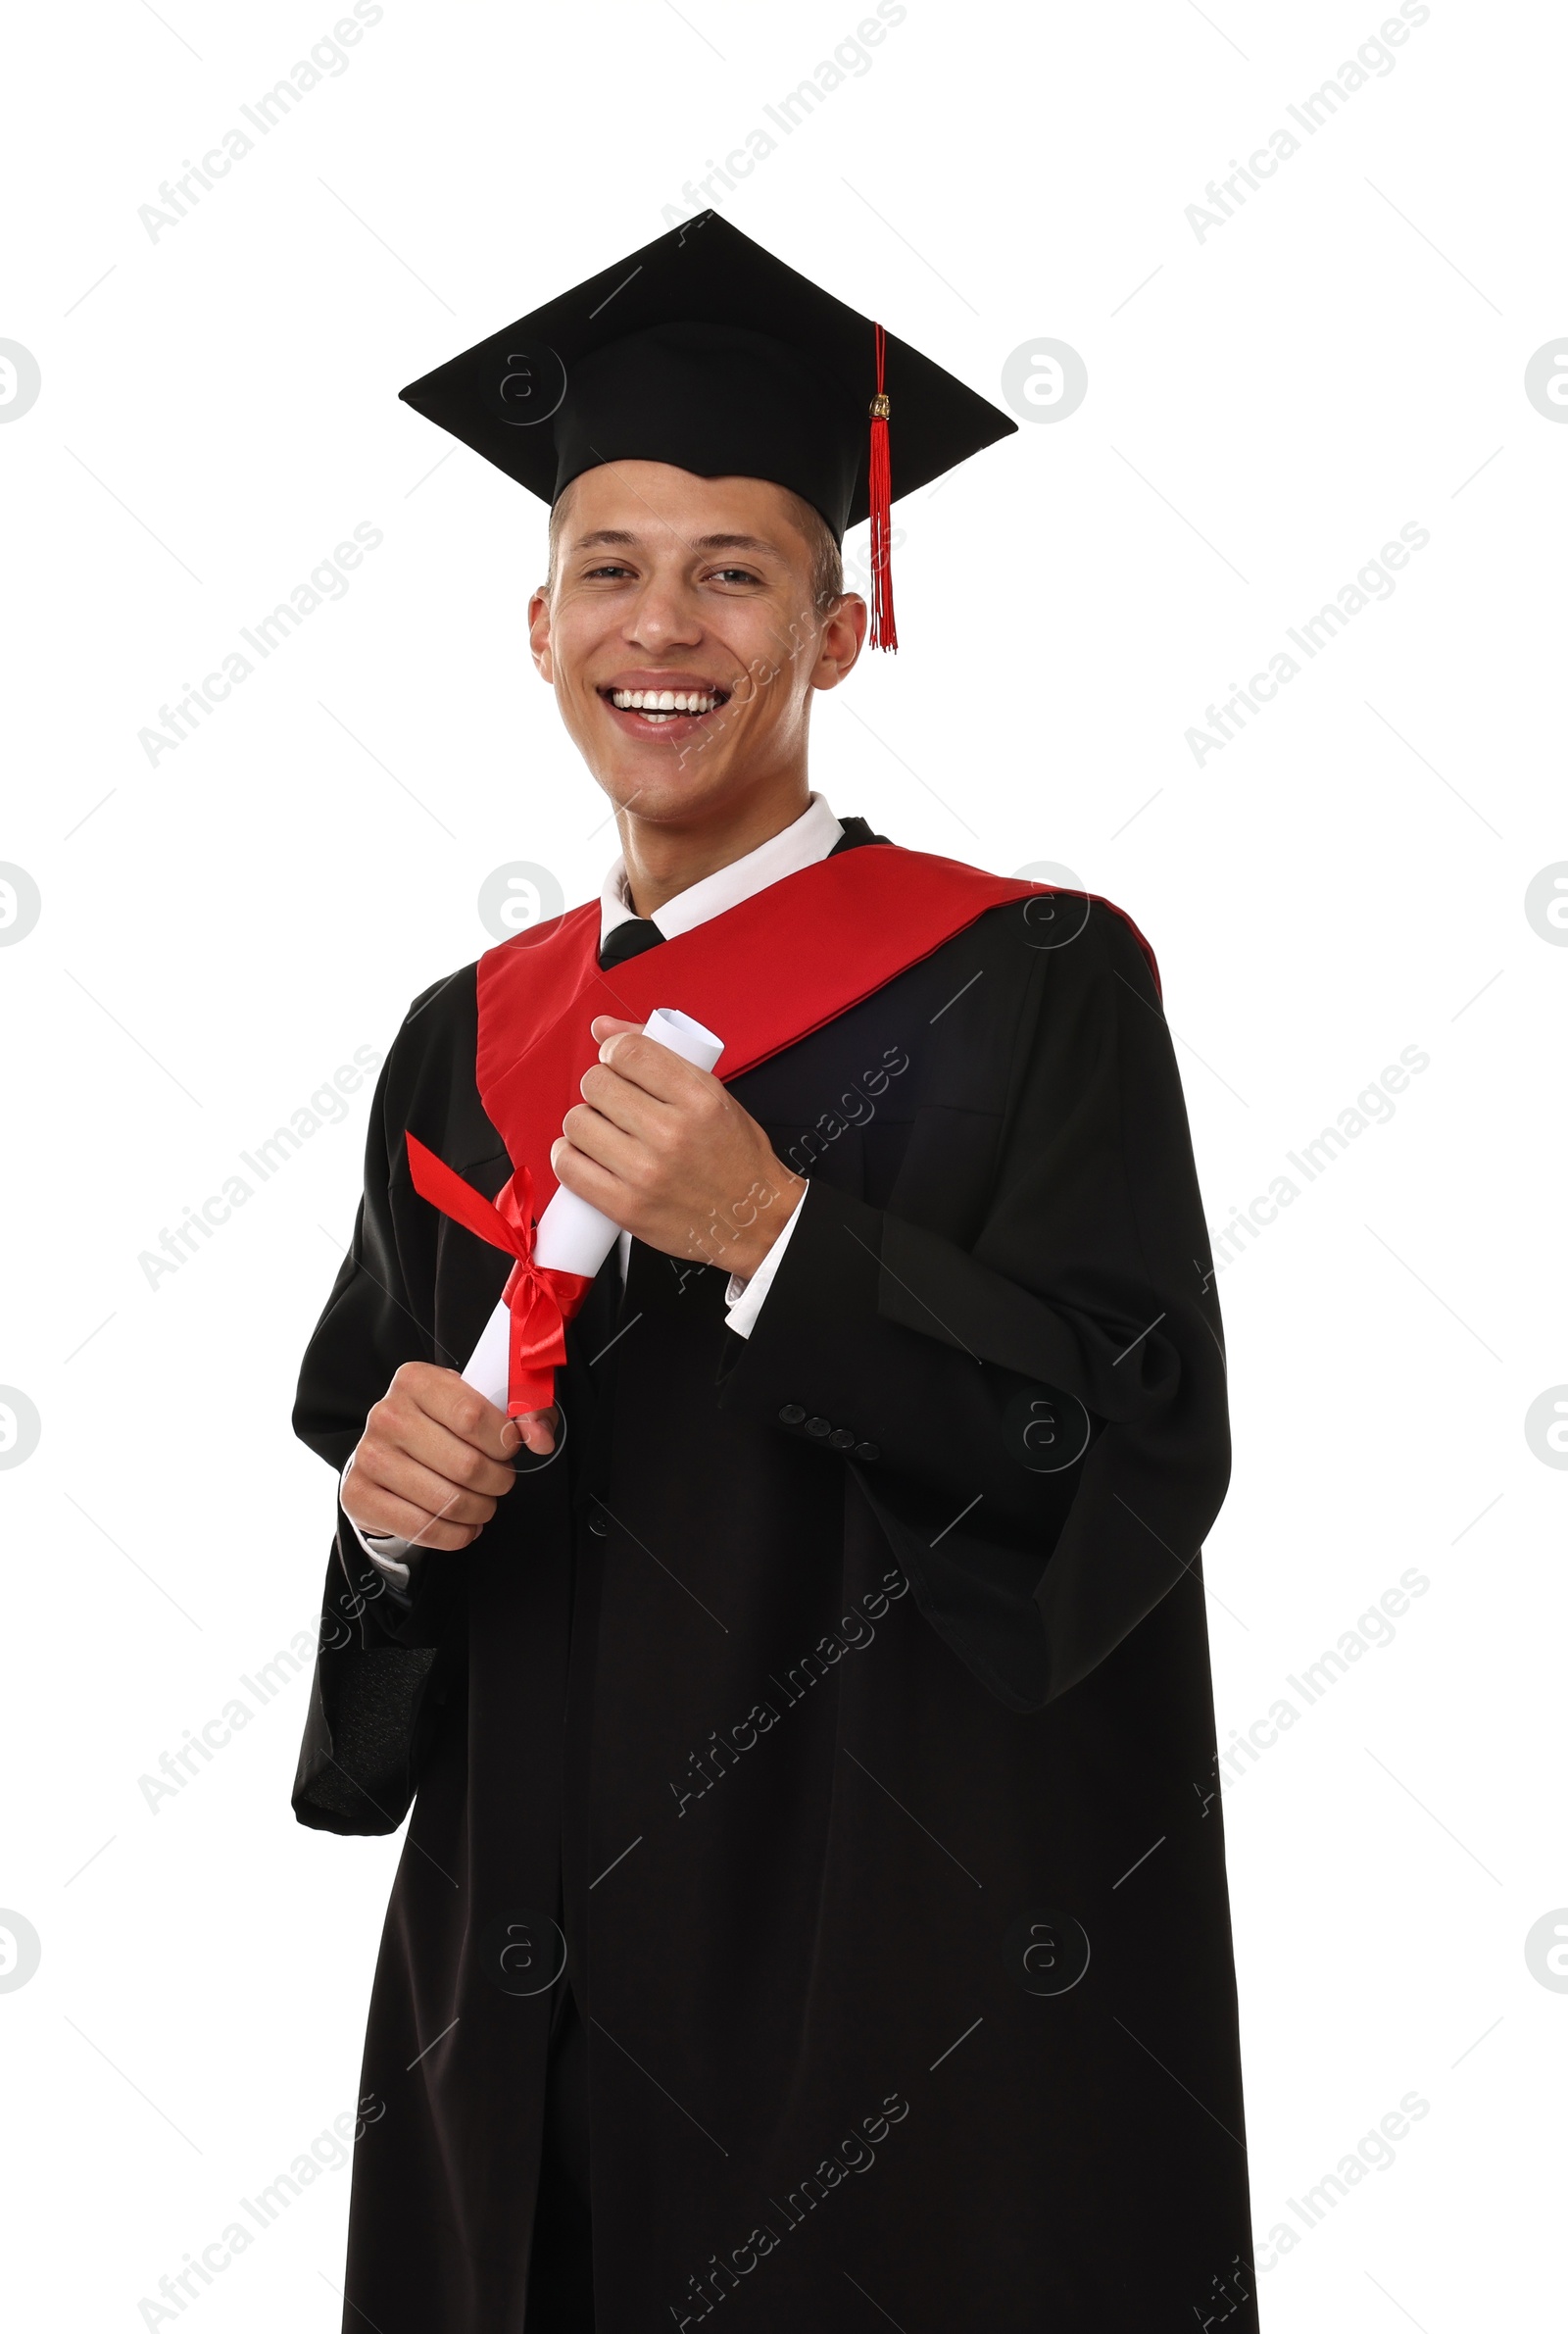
[461,1007,725,1408]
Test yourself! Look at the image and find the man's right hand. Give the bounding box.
[342,1363,557,1551]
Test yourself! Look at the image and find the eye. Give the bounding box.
[707,566,764,587]
[583,563,636,579]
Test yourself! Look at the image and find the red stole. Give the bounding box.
[405,844,1158,1414]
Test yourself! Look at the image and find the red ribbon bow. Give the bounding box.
[405,1133,593,1415]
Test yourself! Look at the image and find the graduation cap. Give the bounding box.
[398,211,1016,650]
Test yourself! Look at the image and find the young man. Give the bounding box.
[293,216,1255,2333]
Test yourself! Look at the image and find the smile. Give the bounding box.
[601,685,730,724]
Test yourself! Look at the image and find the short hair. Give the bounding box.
[545,478,844,617]
[778,488,845,617]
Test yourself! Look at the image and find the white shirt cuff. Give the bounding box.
[340,1456,420,1591]
[723,1184,808,1340]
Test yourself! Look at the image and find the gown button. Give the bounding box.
[853,1441,880,1462]
[805,1415,831,1438]
[827,1427,856,1450]
[779,1404,807,1425]
[587,1512,609,1537]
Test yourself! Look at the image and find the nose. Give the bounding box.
[621,569,704,656]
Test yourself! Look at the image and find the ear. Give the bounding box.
[527,587,554,683]
[809,592,868,693]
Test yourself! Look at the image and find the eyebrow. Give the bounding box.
[569,527,786,559]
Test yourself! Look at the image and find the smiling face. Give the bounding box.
[527,462,865,847]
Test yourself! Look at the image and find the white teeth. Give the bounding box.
[609,687,719,716]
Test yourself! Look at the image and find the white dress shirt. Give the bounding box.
[348,794,842,1586]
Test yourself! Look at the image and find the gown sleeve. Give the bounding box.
[289,978,471,1835]
[719,899,1231,1713]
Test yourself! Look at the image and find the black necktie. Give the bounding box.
[594,820,885,972]
[598,916,666,970]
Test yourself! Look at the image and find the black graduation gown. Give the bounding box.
[292,852,1257,2333]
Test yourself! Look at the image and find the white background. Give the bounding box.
[2,0,1563,2324]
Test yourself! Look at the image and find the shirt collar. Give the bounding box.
[599,793,843,947]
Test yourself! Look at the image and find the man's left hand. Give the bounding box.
[553,1017,806,1277]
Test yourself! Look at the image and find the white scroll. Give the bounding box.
[461,1006,725,1409]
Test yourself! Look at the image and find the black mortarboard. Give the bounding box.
[398,212,1016,649]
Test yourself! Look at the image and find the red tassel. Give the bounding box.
[867,322,897,652]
